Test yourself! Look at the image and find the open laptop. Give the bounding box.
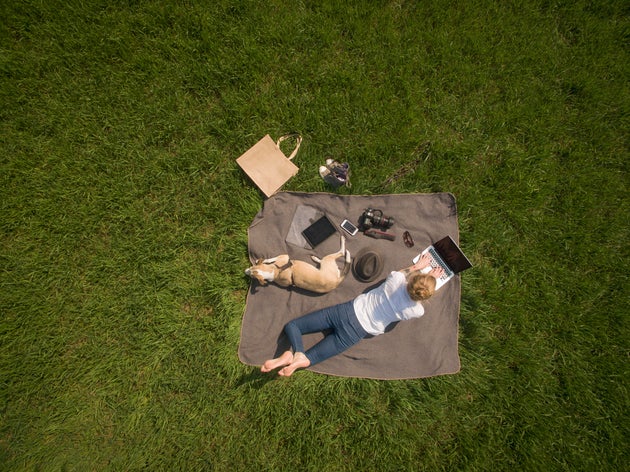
[412,235,472,290]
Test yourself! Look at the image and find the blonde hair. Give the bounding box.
[406,273,437,301]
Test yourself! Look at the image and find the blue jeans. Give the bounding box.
[284,301,369,366]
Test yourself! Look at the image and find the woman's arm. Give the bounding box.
[399,253,444,278]
[399,253,432,275]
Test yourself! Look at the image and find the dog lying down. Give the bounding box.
[245,235,351,294]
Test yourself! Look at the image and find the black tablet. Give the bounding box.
[301,215,337,248]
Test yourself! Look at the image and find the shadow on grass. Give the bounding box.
[235,368,283,389]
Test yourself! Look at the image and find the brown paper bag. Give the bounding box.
[236,134,302,198]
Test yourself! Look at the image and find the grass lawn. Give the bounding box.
[1,0,627,470]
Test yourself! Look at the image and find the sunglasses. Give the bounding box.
[403,231,414,248]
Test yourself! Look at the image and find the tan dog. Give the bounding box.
[245,235,351,294]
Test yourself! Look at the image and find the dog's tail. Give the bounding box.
[341,250,352,278]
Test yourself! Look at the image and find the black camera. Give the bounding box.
[360,208,395,230]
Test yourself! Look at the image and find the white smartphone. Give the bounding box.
[340,219,359,236]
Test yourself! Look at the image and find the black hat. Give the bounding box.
[352,247,384,283]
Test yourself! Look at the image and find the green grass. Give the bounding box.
[1,0,628,470]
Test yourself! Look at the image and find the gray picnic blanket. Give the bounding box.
[238,191,462,379]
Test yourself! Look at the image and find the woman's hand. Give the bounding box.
[428,266,445,279]
[414,253,433,271]
[401,253,437,276]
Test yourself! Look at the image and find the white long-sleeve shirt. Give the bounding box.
[353,271,425,336]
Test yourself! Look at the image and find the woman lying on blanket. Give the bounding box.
[261,253,444,376]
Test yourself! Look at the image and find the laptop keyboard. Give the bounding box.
[428,248,453,280]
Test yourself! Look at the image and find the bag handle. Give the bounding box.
[276,133,302,161]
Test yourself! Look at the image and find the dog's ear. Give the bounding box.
[251,271,267,285]
[254,258,263,265]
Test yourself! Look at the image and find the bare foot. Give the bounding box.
[278,352,310,377]
[261,351,293,373]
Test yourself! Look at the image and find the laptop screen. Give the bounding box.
[433,236,473,274]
